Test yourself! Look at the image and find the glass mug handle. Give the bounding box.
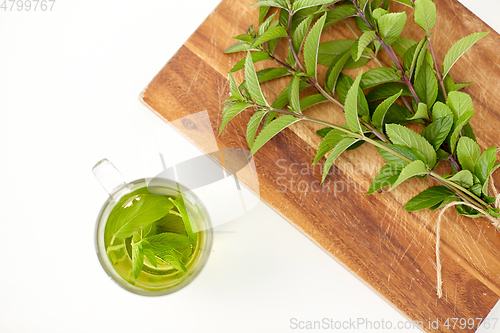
[92,159,127,195]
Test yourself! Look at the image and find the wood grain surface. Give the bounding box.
[140,1,500,331]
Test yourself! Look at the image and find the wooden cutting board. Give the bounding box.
[141,1,500,331]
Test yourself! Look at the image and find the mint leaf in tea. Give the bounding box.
[104,187,201,288]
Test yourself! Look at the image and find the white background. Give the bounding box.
[0,0,499,332]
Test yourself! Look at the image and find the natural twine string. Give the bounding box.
[490,148,500,210]
[489,176,500,209]
[435,172,500,298]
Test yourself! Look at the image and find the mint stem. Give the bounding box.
[265,44,389,142]
[351,0,421,104]
[343,19,416,114]
[266,105,489,211]
[287,10,307,73]
[427,32,448,100]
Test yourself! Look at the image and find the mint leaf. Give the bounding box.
[443,73,455,93]
[104,188,150,242]
[144,232,192,252]
[455,82,473,91]
[461,123,476,142]
[157,250,187,272]
[457,137,481,173]
[156,214,186,235]
[251,115,301,155]
[143,247,158,268]
[449,170,474,188]
[229,51,271,73]
[132,241,144,279]
[413,40,429,81]
[404,186,455,211]
[475,146,497,185]
[366,83,411,102]
[372,8,388,21]
[432,102,453,119]
[325,51,351,94]
[414,0,436,32]
[259,6,271,25]
[456,204,483,218]
[318,40,354,66]
[403,37,426,77]
[292,15,313,55]
[372,90,403,130]
[300,94,327,110]
[220,102,253,135]
[325,5,358,28]
[288,74,301,114]
[293,0,335,11]
[392,0,413,7]
[271,86,290,110]
[244,52,269,106]
[233,34,254,43]
[336,73,352,104]
[107,242,125,250]
[407,102,429,121]
[383,104,412,125]
[247,110,267,149]
[357,0,369,11]
[303,13,327,79]
[256,67,291,83]
[344,72,364,134]
[112,194,173,240]
[322,138,359,183]
[258,12,277,35]
[360,67,400,89]
[414,61,438,108]
[252,26,287,48]
[228,73,244,102]
[224,41,256,54]
[446,91,473,120]
[316,127,333,138]
[421,115,453,150]
[132,222,156,243]
[267,37,278,55]
[367,164,403,194]
[378,12,407,45]
[386,124,437,167]
[442,32,489,78]
[270,80,308,111]
[390,160,428,191]
[171,196,198,243]
[338,73,370,117]
[376,143,426,166]
[430,195,461,211]
[251,0,288,10]
[313,129,349,164]
[449,111,474,154]
[354,31,377,62]
[343,54,371,70]
[392,37,417,58]
[483,163,500,196]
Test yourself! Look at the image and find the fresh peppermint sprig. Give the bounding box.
[222,0,499,221]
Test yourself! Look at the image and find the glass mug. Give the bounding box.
[93,159,213,296]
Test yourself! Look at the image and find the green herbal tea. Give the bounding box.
[104,186,203,291]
